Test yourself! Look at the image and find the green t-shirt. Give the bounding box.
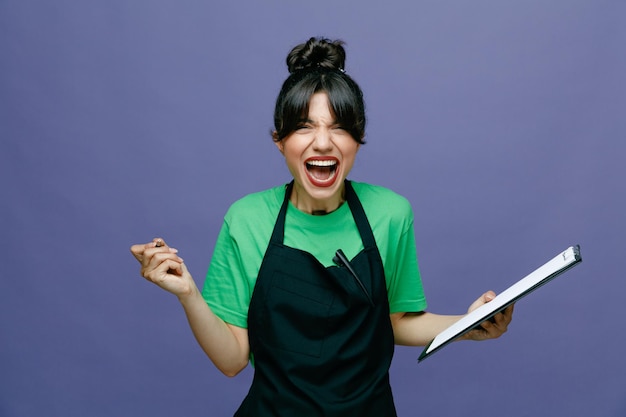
[202,181,427,328]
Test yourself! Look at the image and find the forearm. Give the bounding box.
[391,290,515,346]
[391,311,464,346]
[178,288,249,377]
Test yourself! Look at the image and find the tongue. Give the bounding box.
[308,166,333,180]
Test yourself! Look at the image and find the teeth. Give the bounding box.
[307,160,337,167]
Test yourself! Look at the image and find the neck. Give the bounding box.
[290,183,345,215]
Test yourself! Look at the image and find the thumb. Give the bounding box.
[483,290,496,302]
[175,260,193,278]
[467,290,497,313]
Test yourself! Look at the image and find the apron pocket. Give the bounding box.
[261,271,335,358]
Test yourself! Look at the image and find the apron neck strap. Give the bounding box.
[270,180,377,249]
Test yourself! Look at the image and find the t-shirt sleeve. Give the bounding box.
[201,219,252,329]
[384,201,428,314]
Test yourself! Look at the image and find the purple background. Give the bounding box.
[1,1,625,416]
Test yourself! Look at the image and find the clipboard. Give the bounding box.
[418,245,582,362]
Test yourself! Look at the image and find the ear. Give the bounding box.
[273,132,284,154]
[352,140,361,155]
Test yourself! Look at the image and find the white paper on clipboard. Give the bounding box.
[418,245,582,362]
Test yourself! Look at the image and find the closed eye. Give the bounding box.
[331,125,350,134]
[295,120,314,130]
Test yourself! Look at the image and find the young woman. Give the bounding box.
[131,37,513,416]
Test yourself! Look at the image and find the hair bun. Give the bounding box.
[286,37,346,74]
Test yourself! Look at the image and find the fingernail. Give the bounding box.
[169,248,178,253]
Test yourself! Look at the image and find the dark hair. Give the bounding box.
[273,37,366,144]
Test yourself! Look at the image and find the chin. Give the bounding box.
[304,178,345,201]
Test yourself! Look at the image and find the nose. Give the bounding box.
[312,127,333,152]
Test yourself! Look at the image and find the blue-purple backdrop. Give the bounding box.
[2,1,625,416]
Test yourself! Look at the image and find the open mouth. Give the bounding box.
[305,158,339,187]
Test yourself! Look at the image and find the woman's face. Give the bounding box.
[276,92,360,214]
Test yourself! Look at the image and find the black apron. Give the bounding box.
[235,181,397,417]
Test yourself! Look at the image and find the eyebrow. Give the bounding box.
[297,118,340,126]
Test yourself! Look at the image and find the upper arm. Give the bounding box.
[226,323,250,356]
[223,323,250,376]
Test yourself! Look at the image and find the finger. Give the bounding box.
[142,246,180,269]
[161,258,184,276]
[498,304,515,326]
[146,258,184,283]
[468,325,492,341]
[490,315,508,334]
[141,251,184,277]
[147,250,183,268]
[480,319,504,339]
[130,244,145,262]
[131,241,166,263]
[505,303,515,316]
[178,261,189,275]
[480,318,495,331]
[153,237,166,248]
[467,290,496,313]
[494,304,514,323]
[487,308,514,336]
